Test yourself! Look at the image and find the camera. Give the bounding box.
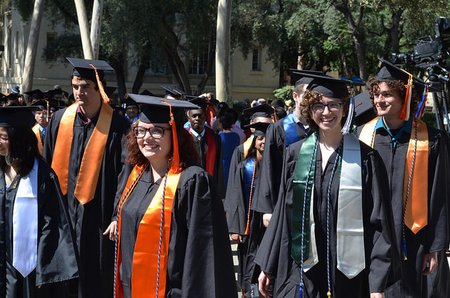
[391,17,450,68]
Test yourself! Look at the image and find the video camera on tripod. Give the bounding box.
[391,17,450,70]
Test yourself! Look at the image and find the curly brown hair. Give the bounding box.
[299,90,349,132]
[127,121,199,169]
[367,76,421,117]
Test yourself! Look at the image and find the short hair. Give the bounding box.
[367,76,421,116]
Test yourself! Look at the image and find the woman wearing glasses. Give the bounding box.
[106,95,237,298]
[255,74,398,298]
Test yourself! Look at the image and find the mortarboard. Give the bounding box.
[127,94,199,124]
[297,72,351,99]
[161,85,184,99]
[244,121,270,137]
[188,96,207,110]
[243,104,274,120]
[290,69,324,87]
[140,89,154,96]
[0,106,42,128]
[24,89,45,100]
[353,90,376,126]
[67,57,114,104]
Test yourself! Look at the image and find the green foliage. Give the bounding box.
[42,33,83,62]
[273,85,293,102]
[13,0,33,21]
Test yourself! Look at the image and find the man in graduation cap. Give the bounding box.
[255,73,397,298]
[359,59,449,297]
[224,105,273,297]
[252,71,313,227]
[43,58,129,298]
[186,96,225,199]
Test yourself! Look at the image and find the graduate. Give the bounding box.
[359,60,449,297]
[252,71,315,226]
[0,106,78,297]
[224,107,273,297]
[43,58,129,298]
[186,96,225,199]
[255,74,397,298]
[109,94,237,298]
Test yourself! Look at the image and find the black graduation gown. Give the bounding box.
[188,126,225,200]
[0,158,78,298]
[255,138,398,298]
[224,148,265,295]
[118,165,237,298]
[252,118,308,214]
[369,125,449,297]
[43,108,128,298]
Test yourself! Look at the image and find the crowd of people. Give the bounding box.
[0,56,449,298]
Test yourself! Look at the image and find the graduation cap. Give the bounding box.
[244,121,271,137]
[243,104,274,121]
[161,85,184,99]
[188,96,207,110]
[67,57,114,104]
[297,72,351,99]
[140,89,154,96]
[0,106,42,128]
[376,58,428,120]
[290,69,324,87]
[127,94,199,124]
[24,89,45,101]
[353,90,376,126]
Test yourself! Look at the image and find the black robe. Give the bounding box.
[366,124,449,297]
[224,147,266,295]
[255,138,398,297]
[118,165,237,298]
[0,158,78,298]
[188,126,225,200]
[43,108,128,298]
[252,117,308,214]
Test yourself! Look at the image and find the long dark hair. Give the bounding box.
[0,126,39,176]
[127,121,199,170]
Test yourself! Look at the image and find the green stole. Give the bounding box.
[291,133,365,278]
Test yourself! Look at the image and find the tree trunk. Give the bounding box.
[22,0,45,93]
[196,35,215,95]
[109,54,127,102]
[74,0,93,59]
[216,0,232,102]
[90,0,103,59]
[132,55,150,94]
[389,10,402,54]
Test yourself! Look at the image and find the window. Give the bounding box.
[189,42,213,75]
[252,48,262,71]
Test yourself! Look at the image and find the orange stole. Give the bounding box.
[131,171,181,298]
[359,117,429,233]
[32,124,43,155]
[51,102,113,204]
[114,164,147,298]
[204,129,217,176]
[404,119,428,234]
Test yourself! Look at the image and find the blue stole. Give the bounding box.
[243,158,256,215]
[283,113,306,147]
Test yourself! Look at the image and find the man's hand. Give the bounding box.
[422,251,438,275]
[262,213,272,227]
[258,271,273,298]
[370,293,384,298]
[103,221,118,241]
[230,233,242,243]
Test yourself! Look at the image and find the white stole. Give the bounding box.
[12,158,38,277]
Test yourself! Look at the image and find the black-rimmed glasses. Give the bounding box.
[133,126,171,139]
[311,102,342,113]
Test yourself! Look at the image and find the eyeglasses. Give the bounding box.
[133,126,170,139]
[0,134,8,142]
[311,102,342,113]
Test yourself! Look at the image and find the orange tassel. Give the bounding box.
[89,63,110,104]
[163,102,181,174]
[399,76,413,121]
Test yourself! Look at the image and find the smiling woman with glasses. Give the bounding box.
[255,74,397,298]
[106,95,238,298]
